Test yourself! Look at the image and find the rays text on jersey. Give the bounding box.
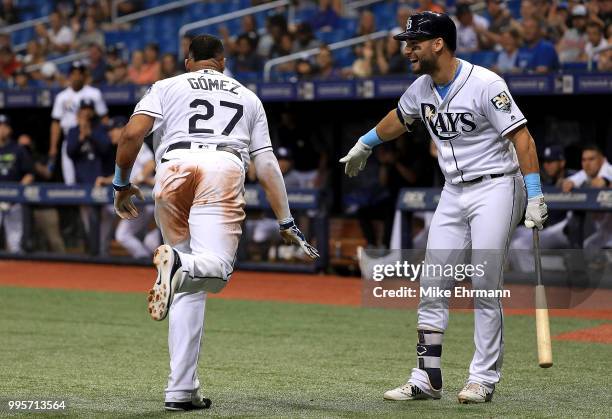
[187,77,240,95]
[420,103,476,141]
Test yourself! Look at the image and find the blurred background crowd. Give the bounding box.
[0,0,611,89]
[0,0,610,267]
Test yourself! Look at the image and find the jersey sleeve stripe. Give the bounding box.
[249,145,272,155]
[500,118,527,137]
[133,110,163,117]
[396,106,405,125]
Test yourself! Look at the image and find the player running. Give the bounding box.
[112,35,319,411]
[340,12,548,403]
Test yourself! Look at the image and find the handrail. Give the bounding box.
[178,0,290,58]
[24,51,88,73]
[113,0,201,25]
[0,15,48,34]
[263,30,389,81]
[344,0,387,10]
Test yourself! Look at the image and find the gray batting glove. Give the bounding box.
[279,217,320,259]
[524,195,548,230]
[114,184,145,220]
[339,139,372,177]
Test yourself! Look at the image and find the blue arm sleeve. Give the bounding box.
[524,173,543,199]
[360,127,383,148]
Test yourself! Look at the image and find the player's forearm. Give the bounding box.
[510,126,539,175]
[49,121,61,155]
[253,151,292,221]
[376,109,408,141]
[114,115,154,186]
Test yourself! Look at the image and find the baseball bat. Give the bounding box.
[533,228,553,368]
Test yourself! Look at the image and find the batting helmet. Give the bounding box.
[393,11,457,52]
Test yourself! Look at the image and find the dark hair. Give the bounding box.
[189,34,224,61]
[582,143,603,154]
[586,20,603,31]
[145,43,159,54]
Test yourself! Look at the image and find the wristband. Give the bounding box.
[360,127,383,148]
[113,164,131,187]
[278,216,294,229]
[112,182,132,192]
[524,173,543,199]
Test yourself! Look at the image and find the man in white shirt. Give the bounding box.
[47,11,74,54]
[585,21,608,63]
[454,3,489,53]
[49,61,108,185]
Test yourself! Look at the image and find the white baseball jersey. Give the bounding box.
[398,59,526,184]
[51,85,108,134]
[132,69,272,170]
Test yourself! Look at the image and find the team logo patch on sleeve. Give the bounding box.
[491,91,512,113]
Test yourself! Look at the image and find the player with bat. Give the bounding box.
[340,12,549,403]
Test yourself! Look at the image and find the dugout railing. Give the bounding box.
[0,183,328,273]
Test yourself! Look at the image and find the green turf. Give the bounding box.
[0,286,610,418]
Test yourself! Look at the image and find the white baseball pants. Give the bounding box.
[0,203,23,253]
[115,205,160,258]
[153,149,245,402]
[409,175,526,392]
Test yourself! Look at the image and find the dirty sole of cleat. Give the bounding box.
[148,246,175,321]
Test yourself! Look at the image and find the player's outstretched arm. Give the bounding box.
[253,150,319,259]
[339,109,407,177]
[507,125,548,230]
[113,114,154,220]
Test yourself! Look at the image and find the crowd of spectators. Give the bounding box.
[1,0,612,88]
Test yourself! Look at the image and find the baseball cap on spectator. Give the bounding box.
[79,98,95,109]
[275,147,293,160]
[70,60,87,74]
[456,3,473,16]
[571,4,587,17]
[107,116,127,130]
[41,62,58,78]
[542,145,565,161]
[0,114,10,125]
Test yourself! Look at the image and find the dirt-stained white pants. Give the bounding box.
[153,149,245,402]
[409,175,525,394]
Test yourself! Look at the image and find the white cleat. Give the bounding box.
[148,245,182,321]
[384,383,440,401]
[457,382,494,404]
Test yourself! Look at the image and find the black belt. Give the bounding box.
[161,142,242,163]
[461,173,505,186]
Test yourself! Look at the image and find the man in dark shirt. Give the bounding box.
[517,17,559,72]
[0,114,33,253]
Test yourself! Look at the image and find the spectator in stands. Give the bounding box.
[547,1,570,42]
[479,0,517,49]
[517,17,559,72]
[313,45,342,79]
[0,46,21,82]
[34,23,51,54]
[49,61,108,185]
[0,33,10,50]
[127,49,145,84]
[295,58,315,80]
[392,6,412,37]
[160,53,180,79]
[107,61,129,85]
[87,43,107,86]
[493,28,522,73]
[585,20,608,63]
[597,38,612,70]
[106,46,124,69]
[454,3,490,53]
[180,34,193,61]
[0,114,33,254]
[418,0,445,14]
[293,22,321,53]
[10,68,34,89]
[520,0,541,21]
[140,43,161,84]
[233,34,264,73]
[46,11,74,54]
[258,14,288,58]
[562,144,612,249]
[310,0,343,32]
[356,10,376,36]
[557,4,588,63]
[77,16,105,50]
[351,40,380,78]
[16,133,66,253]
[0,0,19,25]
[600,0,612,27]
[377,34,409,75]
[39,62,63,87]
[20,40,46,67]
[219,15,259,56]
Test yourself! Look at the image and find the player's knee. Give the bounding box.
[417,329,444,390]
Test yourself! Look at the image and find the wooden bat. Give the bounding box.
[533,228,553,368]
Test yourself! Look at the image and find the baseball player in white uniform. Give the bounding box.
[112,35,319,411]
[50,61,107,184]
[340,12,548,403]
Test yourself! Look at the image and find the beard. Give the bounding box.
[412,56,438,75]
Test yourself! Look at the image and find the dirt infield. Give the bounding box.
[2,259,611,341]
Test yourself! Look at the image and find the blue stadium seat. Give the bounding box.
[339,18,358,35]
[469,51,499,69]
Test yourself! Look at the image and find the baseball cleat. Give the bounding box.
[384,382,440,401]
[164,396,212,411]
[148,245,182,321]
[457,382,494,404]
